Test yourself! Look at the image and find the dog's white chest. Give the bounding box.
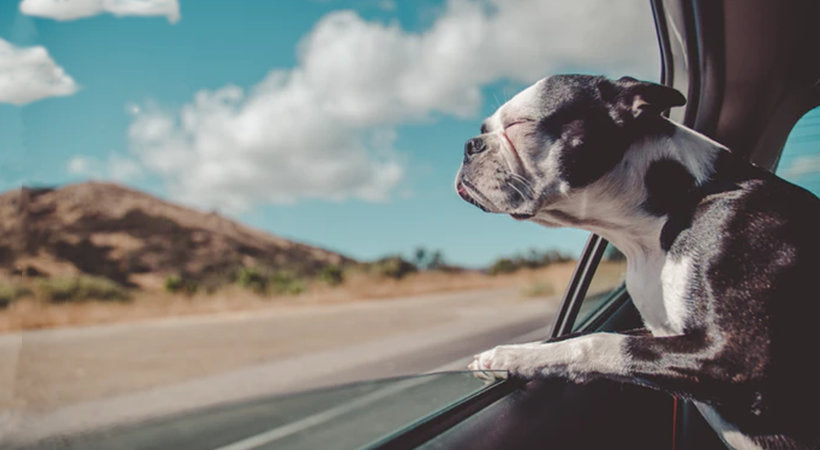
[626,254,691,336]
[660,257,693,333]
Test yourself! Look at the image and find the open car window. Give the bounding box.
[776,106,820,196]
[571,244,627,333]
[22,372,507,450]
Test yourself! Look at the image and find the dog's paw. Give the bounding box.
[469,343,544,379]
[469,348,499,371]
[467,350,505,381]
[468,344,532,379]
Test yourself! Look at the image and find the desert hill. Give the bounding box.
[0,182,353,289]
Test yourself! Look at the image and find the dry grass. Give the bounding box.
[587,259,629,296]
[0,262,594,333]
[307,261,579,303]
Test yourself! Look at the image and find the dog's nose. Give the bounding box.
[464,138,487,158]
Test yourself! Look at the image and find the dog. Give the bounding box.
[455,74,820,449]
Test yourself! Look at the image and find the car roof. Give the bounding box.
[654,0,820,169]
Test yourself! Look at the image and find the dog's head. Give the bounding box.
[455,75,685,222]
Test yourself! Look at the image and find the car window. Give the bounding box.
[776,106,820,195]
[0,1,660,447]
[570,243,628,332]
[17,372,506,450]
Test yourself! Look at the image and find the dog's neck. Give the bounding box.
[535,120,726,260]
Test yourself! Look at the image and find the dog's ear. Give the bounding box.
[598,76,686,121]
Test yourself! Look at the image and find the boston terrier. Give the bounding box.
[455,74,820,449]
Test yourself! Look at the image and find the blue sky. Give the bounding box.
[777,107,820,197]
[8,0,812,268]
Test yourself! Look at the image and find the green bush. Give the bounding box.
[488,258,517,275]
[236,267,268,294]
[539,249,573,265]
[164,275,183,292]
[0,283,31,308]
[269,271,305,295]
[164,275,198,295]
[234,267,305,296]
[370,256,418,279]
[38,276,129,303]
[319,265,344,286]
[488,249,574,275]
[412,247,446,270]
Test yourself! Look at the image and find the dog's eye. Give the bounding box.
[480,123,489,134]
[503,119,534,130]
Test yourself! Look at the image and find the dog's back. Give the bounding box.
[668,152,820,445]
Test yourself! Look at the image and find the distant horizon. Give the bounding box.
[3,178,581,268]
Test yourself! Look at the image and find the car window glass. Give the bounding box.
[776,106,820,195]
[29,372,506,450]
[571,243,628,332]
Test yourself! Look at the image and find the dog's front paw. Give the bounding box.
[469,347,499,371]
[468,347,505,381]
[468,344,534,379]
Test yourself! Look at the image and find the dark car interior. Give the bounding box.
[390,0,820,448]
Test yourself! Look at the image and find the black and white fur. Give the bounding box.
[455,75,820,449]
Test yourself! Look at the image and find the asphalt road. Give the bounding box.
[0,288,559,448]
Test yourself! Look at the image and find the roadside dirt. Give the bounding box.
[0,261,598,332]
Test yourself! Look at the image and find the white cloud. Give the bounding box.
[68,154,143,181]
[779,154,820,179]
[127,88,404,211]
[19,0,180,23]
[67,156,93,175]
[120,0,658,211]
[0,38,79,105]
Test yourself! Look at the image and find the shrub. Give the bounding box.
[0,283,31,308]
[319,265,344,286]
[236,267,268,294]
[371,256,418,279]
[234,267,306,296]
[488,258,517,276]
[488,249,574,275]
[269,271,305,295]
[540,249,573,265]
[164,275,198,295]
[164,275,183,292]
[38,276,129,303]
[426,250,445,270]
[412,247,446,270]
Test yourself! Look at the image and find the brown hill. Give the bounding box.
[0,182,353,289]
